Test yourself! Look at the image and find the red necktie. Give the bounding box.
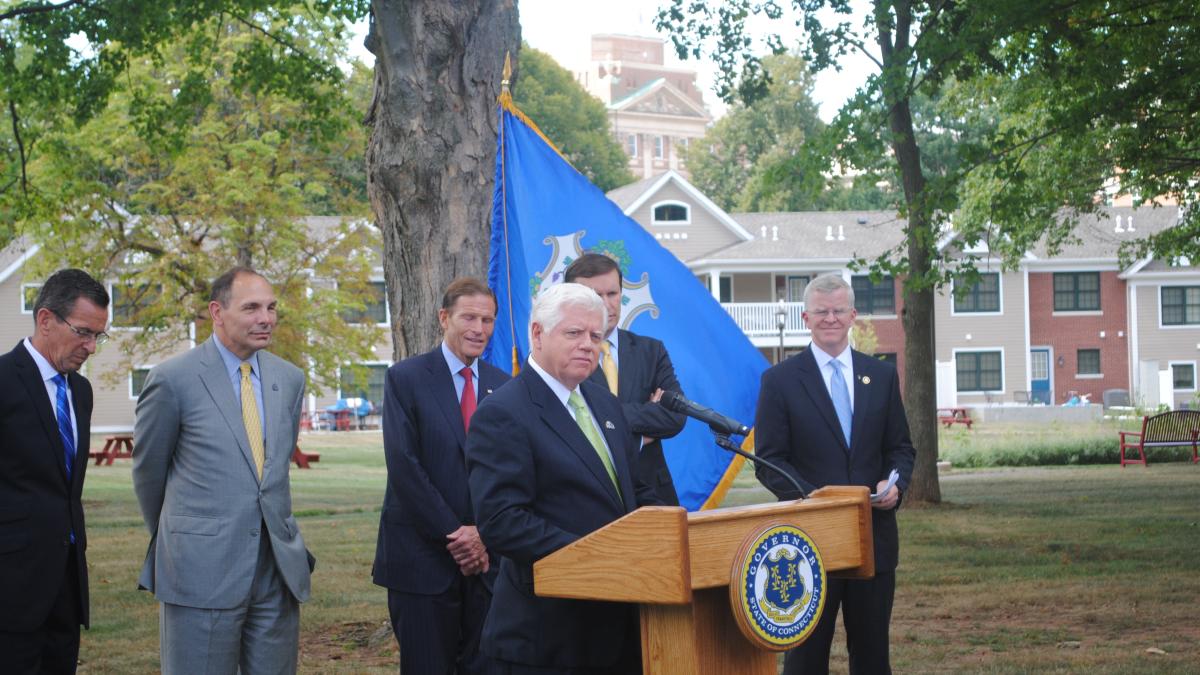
[460,366,476,432]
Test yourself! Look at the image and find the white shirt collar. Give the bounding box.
[23,337,62,382]
[809,342,852,371]
[527,356,578,409]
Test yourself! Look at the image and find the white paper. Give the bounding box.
[870,469,900,502]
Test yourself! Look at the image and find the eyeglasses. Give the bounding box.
[807,308,853,320]
[54,311,110,345]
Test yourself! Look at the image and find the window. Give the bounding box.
[654,135,665,159]
[1161,286,1200,326]
[1053,272,1100,311]
[112,283,162,327]
[775,275,809,303]
[957,351,1002,392]
[1077,349,1101,376]
[954,273,1000,313]
[130,367,151,399]
[652,202,689,224]
[851,275,895,315]
[625,134,638,157]
[341,281,388,325]
[1173,363,1196,390]
[340,364,389,408]
[21,283,41,313]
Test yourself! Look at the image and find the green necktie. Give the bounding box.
[567,391,621,496]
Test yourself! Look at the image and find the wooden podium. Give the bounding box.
[533,486,874,674]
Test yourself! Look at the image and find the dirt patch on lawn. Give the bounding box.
[300,620,396,671]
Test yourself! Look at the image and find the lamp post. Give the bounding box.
[775,298,788,364]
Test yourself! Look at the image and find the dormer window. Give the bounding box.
[652,201,690,225]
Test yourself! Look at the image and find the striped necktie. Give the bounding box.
[51,374,76,480]
[239,362,265,480]
[567,391,620,496]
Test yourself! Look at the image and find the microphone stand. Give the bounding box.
[712,432,807,500]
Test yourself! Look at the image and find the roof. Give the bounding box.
[694,211,906,263]
[606,174,663,211]
[607,78,709,119]
[0,236,39,285]
[1027,205,1180,260]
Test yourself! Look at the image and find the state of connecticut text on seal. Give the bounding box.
[729,523,826,651]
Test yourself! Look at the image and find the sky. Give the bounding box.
[349,0,878,123]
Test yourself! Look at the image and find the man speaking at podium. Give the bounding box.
[754,272,915,675]
[466,283,660,674]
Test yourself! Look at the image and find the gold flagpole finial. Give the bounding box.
[501,51,513,95]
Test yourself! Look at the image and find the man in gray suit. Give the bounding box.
[133,266,313,674]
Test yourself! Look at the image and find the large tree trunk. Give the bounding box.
[366,0,520,361]
[879,0,941,503]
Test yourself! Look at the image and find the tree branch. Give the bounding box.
[8,100,28,196]
[0,0,89,22]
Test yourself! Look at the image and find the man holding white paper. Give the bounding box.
[754,272,915,675]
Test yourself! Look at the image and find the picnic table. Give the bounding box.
[90,434,134,465]
[292,445,321,469]
[937,407,974,429]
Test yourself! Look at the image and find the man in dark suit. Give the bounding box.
[373,277,510,674]
[565,253,686,505]
[0,269,109,674]
[466,282,661,674]
[755,272,915,675]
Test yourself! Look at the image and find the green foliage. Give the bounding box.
[17,18,377,394]
[938,421,1195,467]
[512,46,634,191]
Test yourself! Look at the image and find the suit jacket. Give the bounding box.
[372,347,509,594]
[0,341,91,631]
[586,328,686,504]
[466,367,661,669]
[132,336,312,609]
[754,348,915,572]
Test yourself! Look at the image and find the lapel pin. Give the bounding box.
[604,420,616,430]
[272,383,279,391]
[486,389,493,394]
[861,376,871,384]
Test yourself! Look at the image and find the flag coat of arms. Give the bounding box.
[485,92,769,510]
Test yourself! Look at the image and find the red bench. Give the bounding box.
[90,434,134,465]
[937,407,973,429]
[1118,410,1200,467]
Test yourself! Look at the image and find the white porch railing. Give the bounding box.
[720,302,808,337]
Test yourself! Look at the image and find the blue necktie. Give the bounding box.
[829,361,852,448]
[52,374,76,480]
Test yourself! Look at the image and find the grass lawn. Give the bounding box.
[79,427,1199,673]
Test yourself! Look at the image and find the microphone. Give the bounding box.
[662,391,751,436]
[662,391,807,499]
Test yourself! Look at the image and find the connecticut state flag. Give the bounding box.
[485,92,769,510]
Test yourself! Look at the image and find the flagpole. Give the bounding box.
[498,52,521,375]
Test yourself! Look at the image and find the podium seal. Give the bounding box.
[729,523,826,651]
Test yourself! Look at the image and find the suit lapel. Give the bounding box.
[426,350,468,448]
[197,340,259,478]
[526,371,623,508]
[795,350,850,454]
[13,345,70,484]
[588,385,637,512]
[258,354,284,481]
[615,329,636,401]
[849,352,872,456]
[68,371,90,490]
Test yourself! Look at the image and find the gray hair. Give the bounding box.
[803,272,855,308]
[530,282,606,339]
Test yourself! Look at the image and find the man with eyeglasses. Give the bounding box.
[754,272,915,675]
[0,268,110,674]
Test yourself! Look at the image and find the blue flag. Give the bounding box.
[486,95,769,510]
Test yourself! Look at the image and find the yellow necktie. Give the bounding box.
[239,362,265,480]
[600,340,618,395]
[567,391,621,496]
